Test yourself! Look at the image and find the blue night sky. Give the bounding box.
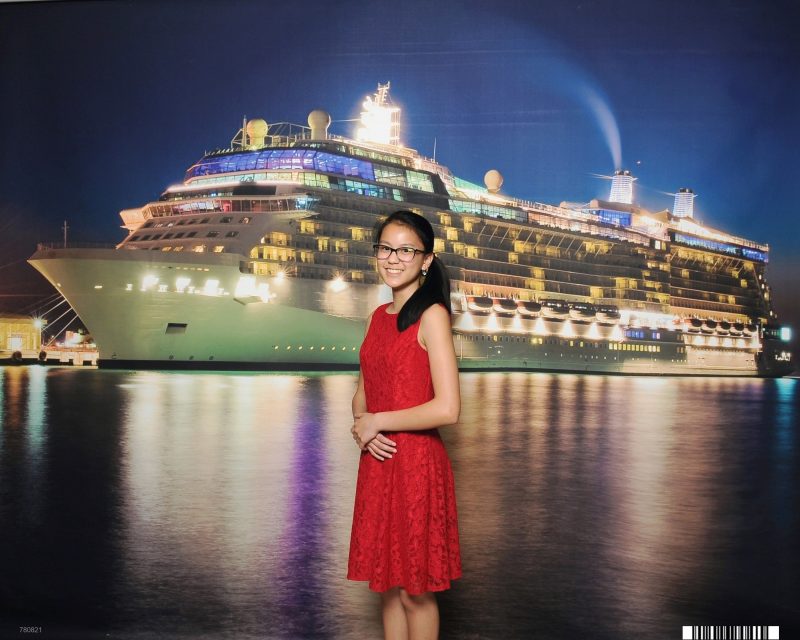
[1,0,798,337]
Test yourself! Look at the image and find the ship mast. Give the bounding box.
[231,116,249,149]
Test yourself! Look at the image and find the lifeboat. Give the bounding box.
[517,300,542,316]
[743,323,758,336]
[596,305,621,323]
[569,303,597,321]
[701,319,717,334]
[717,321,731,336]
[540,299,570,319]
[493,298,518,315]
[687,318,703,333]
[730,322,744,336]
[466,296,494,314]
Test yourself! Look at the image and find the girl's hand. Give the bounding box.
[352,412,379,448]
[365,433,397,461]
[352,413,397,460]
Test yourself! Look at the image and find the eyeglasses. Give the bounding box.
[372,243,426,262]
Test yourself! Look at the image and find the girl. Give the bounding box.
[348,210,462,639]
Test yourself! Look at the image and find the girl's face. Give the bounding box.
[376,222,433,292]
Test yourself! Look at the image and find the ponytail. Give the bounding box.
[397,254,450,331]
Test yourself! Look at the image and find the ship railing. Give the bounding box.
[36,241,119,251]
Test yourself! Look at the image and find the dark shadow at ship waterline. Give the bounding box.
[1,368,798,639]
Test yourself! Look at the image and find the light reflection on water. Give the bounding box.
[0,367,798,639]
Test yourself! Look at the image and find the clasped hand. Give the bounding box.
[352,412,397,461]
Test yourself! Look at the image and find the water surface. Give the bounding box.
[1,367,798,639]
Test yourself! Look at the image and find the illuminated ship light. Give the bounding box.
[560,320,577,338]
[356,82,400,146]
[533,317,549,336]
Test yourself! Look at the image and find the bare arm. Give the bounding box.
[352,367,367,418]
[351,310,372,417]
[350,310,398,460]
[353,304,460,446]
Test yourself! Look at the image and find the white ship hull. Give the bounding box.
[30,247,779,376]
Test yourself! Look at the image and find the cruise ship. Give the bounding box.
[29,84,794,376]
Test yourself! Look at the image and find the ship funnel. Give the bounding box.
[484,169,503,194]
[246,119,268,148]
[609,169,635,204]
[308,110,331,140]
[672,187,696,218]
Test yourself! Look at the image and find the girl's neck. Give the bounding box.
[389,283,418,314]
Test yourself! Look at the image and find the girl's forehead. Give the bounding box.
[380,222,422,245]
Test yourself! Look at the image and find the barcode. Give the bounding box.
[682,626,779,639]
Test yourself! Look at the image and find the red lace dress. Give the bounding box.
[348,303,462,595]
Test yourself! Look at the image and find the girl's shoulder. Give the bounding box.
[364,302,393,335]
[417,303,452,350]
[420,302,449,321]
[363,306,379,336]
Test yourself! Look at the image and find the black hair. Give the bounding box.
[375,210,451,332]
